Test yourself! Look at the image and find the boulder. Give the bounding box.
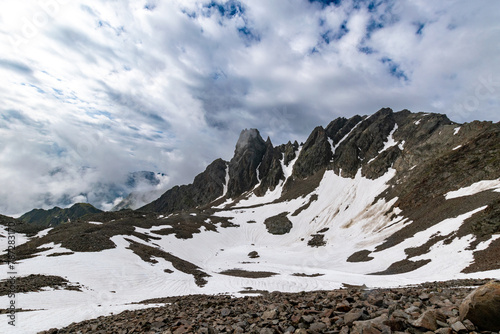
[459,280,500,331]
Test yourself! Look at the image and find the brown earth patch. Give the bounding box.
[292,273,324,277]
[264,212,292,235]
[347,250,374,263]
[0,274,82,296]
[291,194,319,216]
[219,269,278,278]
[46,252,75,257]
[307,234,326,247]
[462,237,500,273]
[370,259,431,275]
[125,238,210,287]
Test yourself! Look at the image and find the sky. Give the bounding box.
[0,0,499,216]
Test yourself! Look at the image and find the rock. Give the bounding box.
[450,321,467,332]
[352,314,389,333]
[461,319,475,331]
[227,129,268,198]
[262,309,277,320]
[336,302,352,312]
[344,309,364,325]
[220,308,231,317]
[404,305,420,314]
[412,310,438,331]
[309,322,327,332]
[264,212,293,235]
[459,280,500,331]
[302,315,315,323]
[248,251,260,259]
[292,126,333,179]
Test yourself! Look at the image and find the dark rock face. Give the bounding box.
[254,138,285,196]
[226,129,267,198]
[325,115,364,147]
[141,158,227,213]
[459,280,500,331]
[332,108,396,178]
[264,212,292,235]
[292,126,333,179]
[283,140,299,166]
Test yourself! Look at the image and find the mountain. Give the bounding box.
[1,108,499,333]
[19,203,103,228]
[112,171,170,211]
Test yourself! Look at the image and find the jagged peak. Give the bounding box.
[235,128,265,154]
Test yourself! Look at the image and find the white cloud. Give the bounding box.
[0,0,499,215]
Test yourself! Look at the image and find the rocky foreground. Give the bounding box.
[39,279,500,334]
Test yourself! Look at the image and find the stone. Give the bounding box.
[461,319,475,331]
[344,309,364,325]
[264,212,293,235]
[302,315,315,323]
[450,321,467,332]
[412,310,438,331]
[459,280,500,331]
[262,309,278,320]
[309,322,327,332]
[336,302,352,312]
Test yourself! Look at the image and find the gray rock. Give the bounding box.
[344,309,364,325]
[412,310,438,331]
[450,321,467,332]
[459,280,500,332]
[264,212,293,235]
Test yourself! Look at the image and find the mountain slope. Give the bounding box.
[1,108,499,334]
[19,203,103,228]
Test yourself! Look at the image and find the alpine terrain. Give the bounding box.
[1,108,499,333]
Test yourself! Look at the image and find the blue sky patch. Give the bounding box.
[381,57,408,81]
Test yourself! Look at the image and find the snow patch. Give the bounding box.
[331,120,363,155]
[379,124,399,154]
[445,179,500,200]
[454,127,461,135]
[34,227,53,238]
[452,145,462,151]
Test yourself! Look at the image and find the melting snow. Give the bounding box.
[2,169,500,334]
[379,124,399,154]
[445,178,500,199]
[34,227,54,238]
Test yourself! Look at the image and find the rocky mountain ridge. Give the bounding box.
[19,203,102,229]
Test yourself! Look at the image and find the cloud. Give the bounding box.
[0,59,34,75]
[0,0,499,215]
